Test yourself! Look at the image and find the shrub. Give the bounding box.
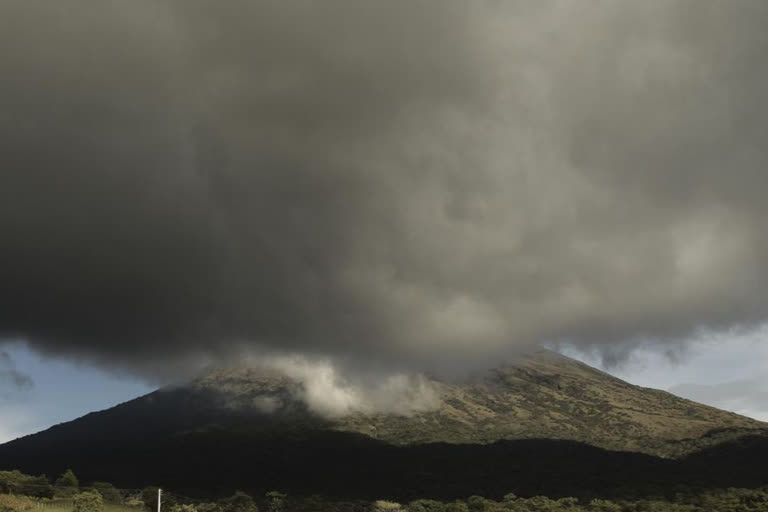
[265,492,286,512]
[170,505,198,512]
[406,500,445,512]
[196,503,221,512]
[0,471,25,494]
[142,487,177,512]
[142,487,161,511]
[55,470,79,498]
[0,494,36,511]
[91,482,121,504]
[466,497,494,512]
[20,476,54,499]
[125,494,145,508]
[371,501,402,512]
[55,470,79,491]
[219,492,258,512]
[587,499,621,512]
[73,491,103,512]
[0,471,53,498]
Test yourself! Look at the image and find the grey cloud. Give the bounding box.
[670,380,768,420]
[1,1,768,379]
[0,352,33,390]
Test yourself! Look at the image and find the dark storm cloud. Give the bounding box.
[1,1,768,378]
[0,352,33,390]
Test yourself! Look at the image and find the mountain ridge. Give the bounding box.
[2,350,768,499]
[187,350,767,457]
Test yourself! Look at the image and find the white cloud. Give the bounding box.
[256,355,441,418]
[561,324,768,421]
[0,406,36,444]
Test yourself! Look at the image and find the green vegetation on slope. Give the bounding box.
[196,350,767,457]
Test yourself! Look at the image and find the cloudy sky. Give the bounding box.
[1,1,768,442]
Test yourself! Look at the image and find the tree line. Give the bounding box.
[4,468,768,511]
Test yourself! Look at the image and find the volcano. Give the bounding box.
[1,351,766,500]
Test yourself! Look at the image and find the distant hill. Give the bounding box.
[1,350,767,500]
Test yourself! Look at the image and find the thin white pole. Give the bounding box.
[157,489,162,512]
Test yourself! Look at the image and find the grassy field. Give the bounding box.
[0,495,141,512]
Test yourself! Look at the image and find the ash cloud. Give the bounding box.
[1,1,768,380]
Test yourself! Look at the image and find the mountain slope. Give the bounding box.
[1,351,767,499]
[192,350,766,457]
